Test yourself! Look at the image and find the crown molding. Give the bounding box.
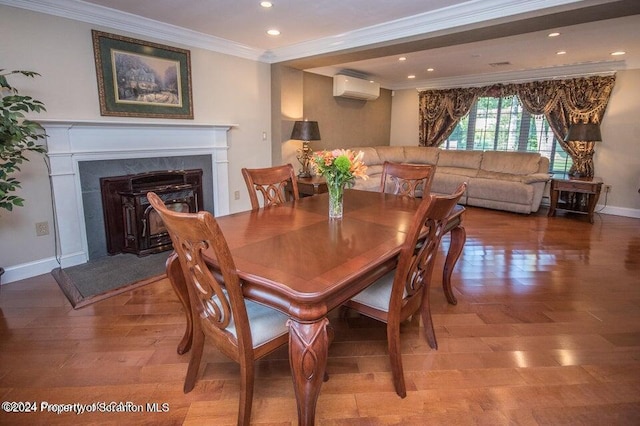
[266,0,592,63]
[407,60,624,90]
[0,0,264,60]
[2,0,595,64]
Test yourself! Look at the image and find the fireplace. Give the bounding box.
[101,169,203,256]
[42,120,233,269]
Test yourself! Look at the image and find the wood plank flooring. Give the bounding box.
[1,206,639,425]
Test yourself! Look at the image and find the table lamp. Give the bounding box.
[291,120,321,178]
[564,122,602,178]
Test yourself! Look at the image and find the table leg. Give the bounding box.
[166,253,193,355]
[442,224,466,305]
[287,317,330,426]
[548,188,558,217]
[587,189,601,224]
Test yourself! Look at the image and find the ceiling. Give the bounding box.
[9,0,640,90]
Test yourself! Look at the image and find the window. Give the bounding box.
[443,96,571,173]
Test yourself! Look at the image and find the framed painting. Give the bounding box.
[92,30,193,119]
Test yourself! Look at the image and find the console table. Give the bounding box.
[548,174,603,223]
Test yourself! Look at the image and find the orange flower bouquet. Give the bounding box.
[311,149,368,218]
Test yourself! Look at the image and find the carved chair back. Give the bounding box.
[380,161,436,198]
[241,164,299,209]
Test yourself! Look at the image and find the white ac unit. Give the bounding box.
[333,75,380,101]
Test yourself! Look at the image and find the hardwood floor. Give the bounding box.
[1,206,639,425]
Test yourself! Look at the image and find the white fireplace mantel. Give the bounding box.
[41,119,235,268]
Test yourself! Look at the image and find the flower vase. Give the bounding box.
[327,181,345,219]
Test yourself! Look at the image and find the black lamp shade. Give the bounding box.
[291,121,321,141]
[564,123,602,142]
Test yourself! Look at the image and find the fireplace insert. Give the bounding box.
[100,170,203,256]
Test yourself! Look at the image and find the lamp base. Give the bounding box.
[296,141,313,179]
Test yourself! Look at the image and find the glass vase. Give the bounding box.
[327,180,345,219]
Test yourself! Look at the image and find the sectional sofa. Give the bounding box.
[346,146,551,214]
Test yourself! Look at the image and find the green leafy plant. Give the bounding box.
[0,69,47,211]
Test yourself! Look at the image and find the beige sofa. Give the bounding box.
[347,146,550,214]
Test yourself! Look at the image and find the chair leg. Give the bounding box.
[238,359,255,426]
[421,298,438,350]
[338,305,350,319]
[387,325,407,398]
[183,323,205,393]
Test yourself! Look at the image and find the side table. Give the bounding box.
[548,174,603,223]
[296,176,328,197]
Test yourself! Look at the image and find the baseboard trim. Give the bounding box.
[597,205,640,219]
[1,252,86,285]
[1,257,61,284]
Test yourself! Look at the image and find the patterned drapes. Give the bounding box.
[418,75,616,170]
[418,87,483,148]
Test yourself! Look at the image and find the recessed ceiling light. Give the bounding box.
[408,75,416,79]
[556,51,567,55]
[399,57,407,61]
[267,29,280,36]
[611,51,626,56]
[427,68,434,72]
[548,32,560,37]
[260,1,273,8]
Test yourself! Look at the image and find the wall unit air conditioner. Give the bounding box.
[333,75,380,101]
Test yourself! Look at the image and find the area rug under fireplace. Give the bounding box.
[51,252,170,309]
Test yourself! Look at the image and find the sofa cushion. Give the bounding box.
[468,178,533,205]
[431,172,470,198]
[402,147,439,165]
[376,147,406,163]
[437,166,479,178]
[357,147,383,168]
[352,176,380,191]
[481,151,541,175]
[366,164,384,177]
[437,150,483,169]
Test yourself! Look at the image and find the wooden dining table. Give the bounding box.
[166,189,466,425]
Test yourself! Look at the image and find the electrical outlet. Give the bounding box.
[234,190,240,200]
[35,221,49,236]
[604,184,611,193]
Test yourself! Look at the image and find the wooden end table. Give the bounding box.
[296,176,328,197]
[548,174,603,223]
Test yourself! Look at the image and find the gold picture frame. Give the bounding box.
[92,30,193,119]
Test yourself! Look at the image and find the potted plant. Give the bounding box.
[0,69,47,284]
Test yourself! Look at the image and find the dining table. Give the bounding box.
[165,189,466,425]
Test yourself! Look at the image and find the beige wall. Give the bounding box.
[389,71,640,214]
[276,70,393,171]
[302,73,392,150]
[390,89,420,146]
[0,6,272,271]
[271,64,304,171]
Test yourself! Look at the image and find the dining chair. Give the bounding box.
[380,161,436,198]
[147,192,290,426]
[241,164,300,209]
[343,182,467,398]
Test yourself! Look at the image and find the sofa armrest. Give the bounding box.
[521,173,551,184]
